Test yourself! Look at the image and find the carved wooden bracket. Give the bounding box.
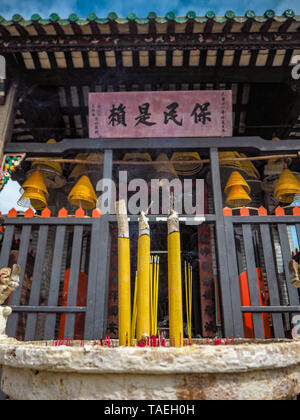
[0,153,26,192]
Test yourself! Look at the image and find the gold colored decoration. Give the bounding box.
[68,175,98,210]
[224,171,251,195]
[274,169,300,203]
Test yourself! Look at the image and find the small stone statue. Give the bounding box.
[0,264,21,339]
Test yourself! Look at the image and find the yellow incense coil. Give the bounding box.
[219,151,241,168]
[239,153,260,179]
[171,152,203,175]
[69,154,89,180]
[18,187,47,211]
[274,169,300,203]
[21,171,49,197]
[224,171,251,195]
[274,169,300,193]
[219,151,259,179]
[32,139,63,175]
[68,175,98,209]
[225,185,252,207]
[155,153,178,178]
[118,237,131,346]
[123,153,152,162]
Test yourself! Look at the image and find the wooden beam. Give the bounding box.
[5,136,300,156]
[15,67,294,87]
[0,82,18,164]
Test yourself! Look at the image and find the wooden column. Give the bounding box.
[0,82,17,400]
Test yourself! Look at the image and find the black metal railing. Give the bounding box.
[223,206,300,339]
[0,207,110,341]
[2,139,300,340]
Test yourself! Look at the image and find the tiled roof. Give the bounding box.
[0,10,299,36]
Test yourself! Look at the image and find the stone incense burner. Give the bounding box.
[0,338,300,400]
[0,264,300,400]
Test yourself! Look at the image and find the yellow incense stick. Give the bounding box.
[150,256,153,336]
[154,256,160,336]
[168,211,183,347]
[131,271,138,346]
[136,214,151,341]
[184,262,193,341]
[188,264,193,340]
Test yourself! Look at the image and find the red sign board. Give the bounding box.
[89,90,232,138]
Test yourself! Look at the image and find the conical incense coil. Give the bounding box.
[32,139,62,175]
[68,175,98,209]
[123,153,152,163]
[219,151,259,179]
[224,171,251,195]
[225,185,252,207]
[275,188,300,203]
[171,152,202,175]
[155,153,178,178]
[69,154,89,180]
[274,169,300,203]
[21,171,49,197]
[18,187,47,210]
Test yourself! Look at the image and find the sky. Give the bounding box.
[0,0,299,19]
[0,180,25,214]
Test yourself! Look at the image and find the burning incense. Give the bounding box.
[116,200,131,346]
[150,256,154,336]
[189,263,193,340]
[131,271,138,346]
[168,210,183,347]
[150,255,160,338]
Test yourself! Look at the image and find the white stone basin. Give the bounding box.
[1,339,300,400]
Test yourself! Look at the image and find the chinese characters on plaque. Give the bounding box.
[89,91,232,138]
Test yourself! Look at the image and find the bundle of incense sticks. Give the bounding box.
[205,337,235,345]
[184,261,193,342]
[50,337,72,346]
[131,271,138,346]
[150,255,160,338]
